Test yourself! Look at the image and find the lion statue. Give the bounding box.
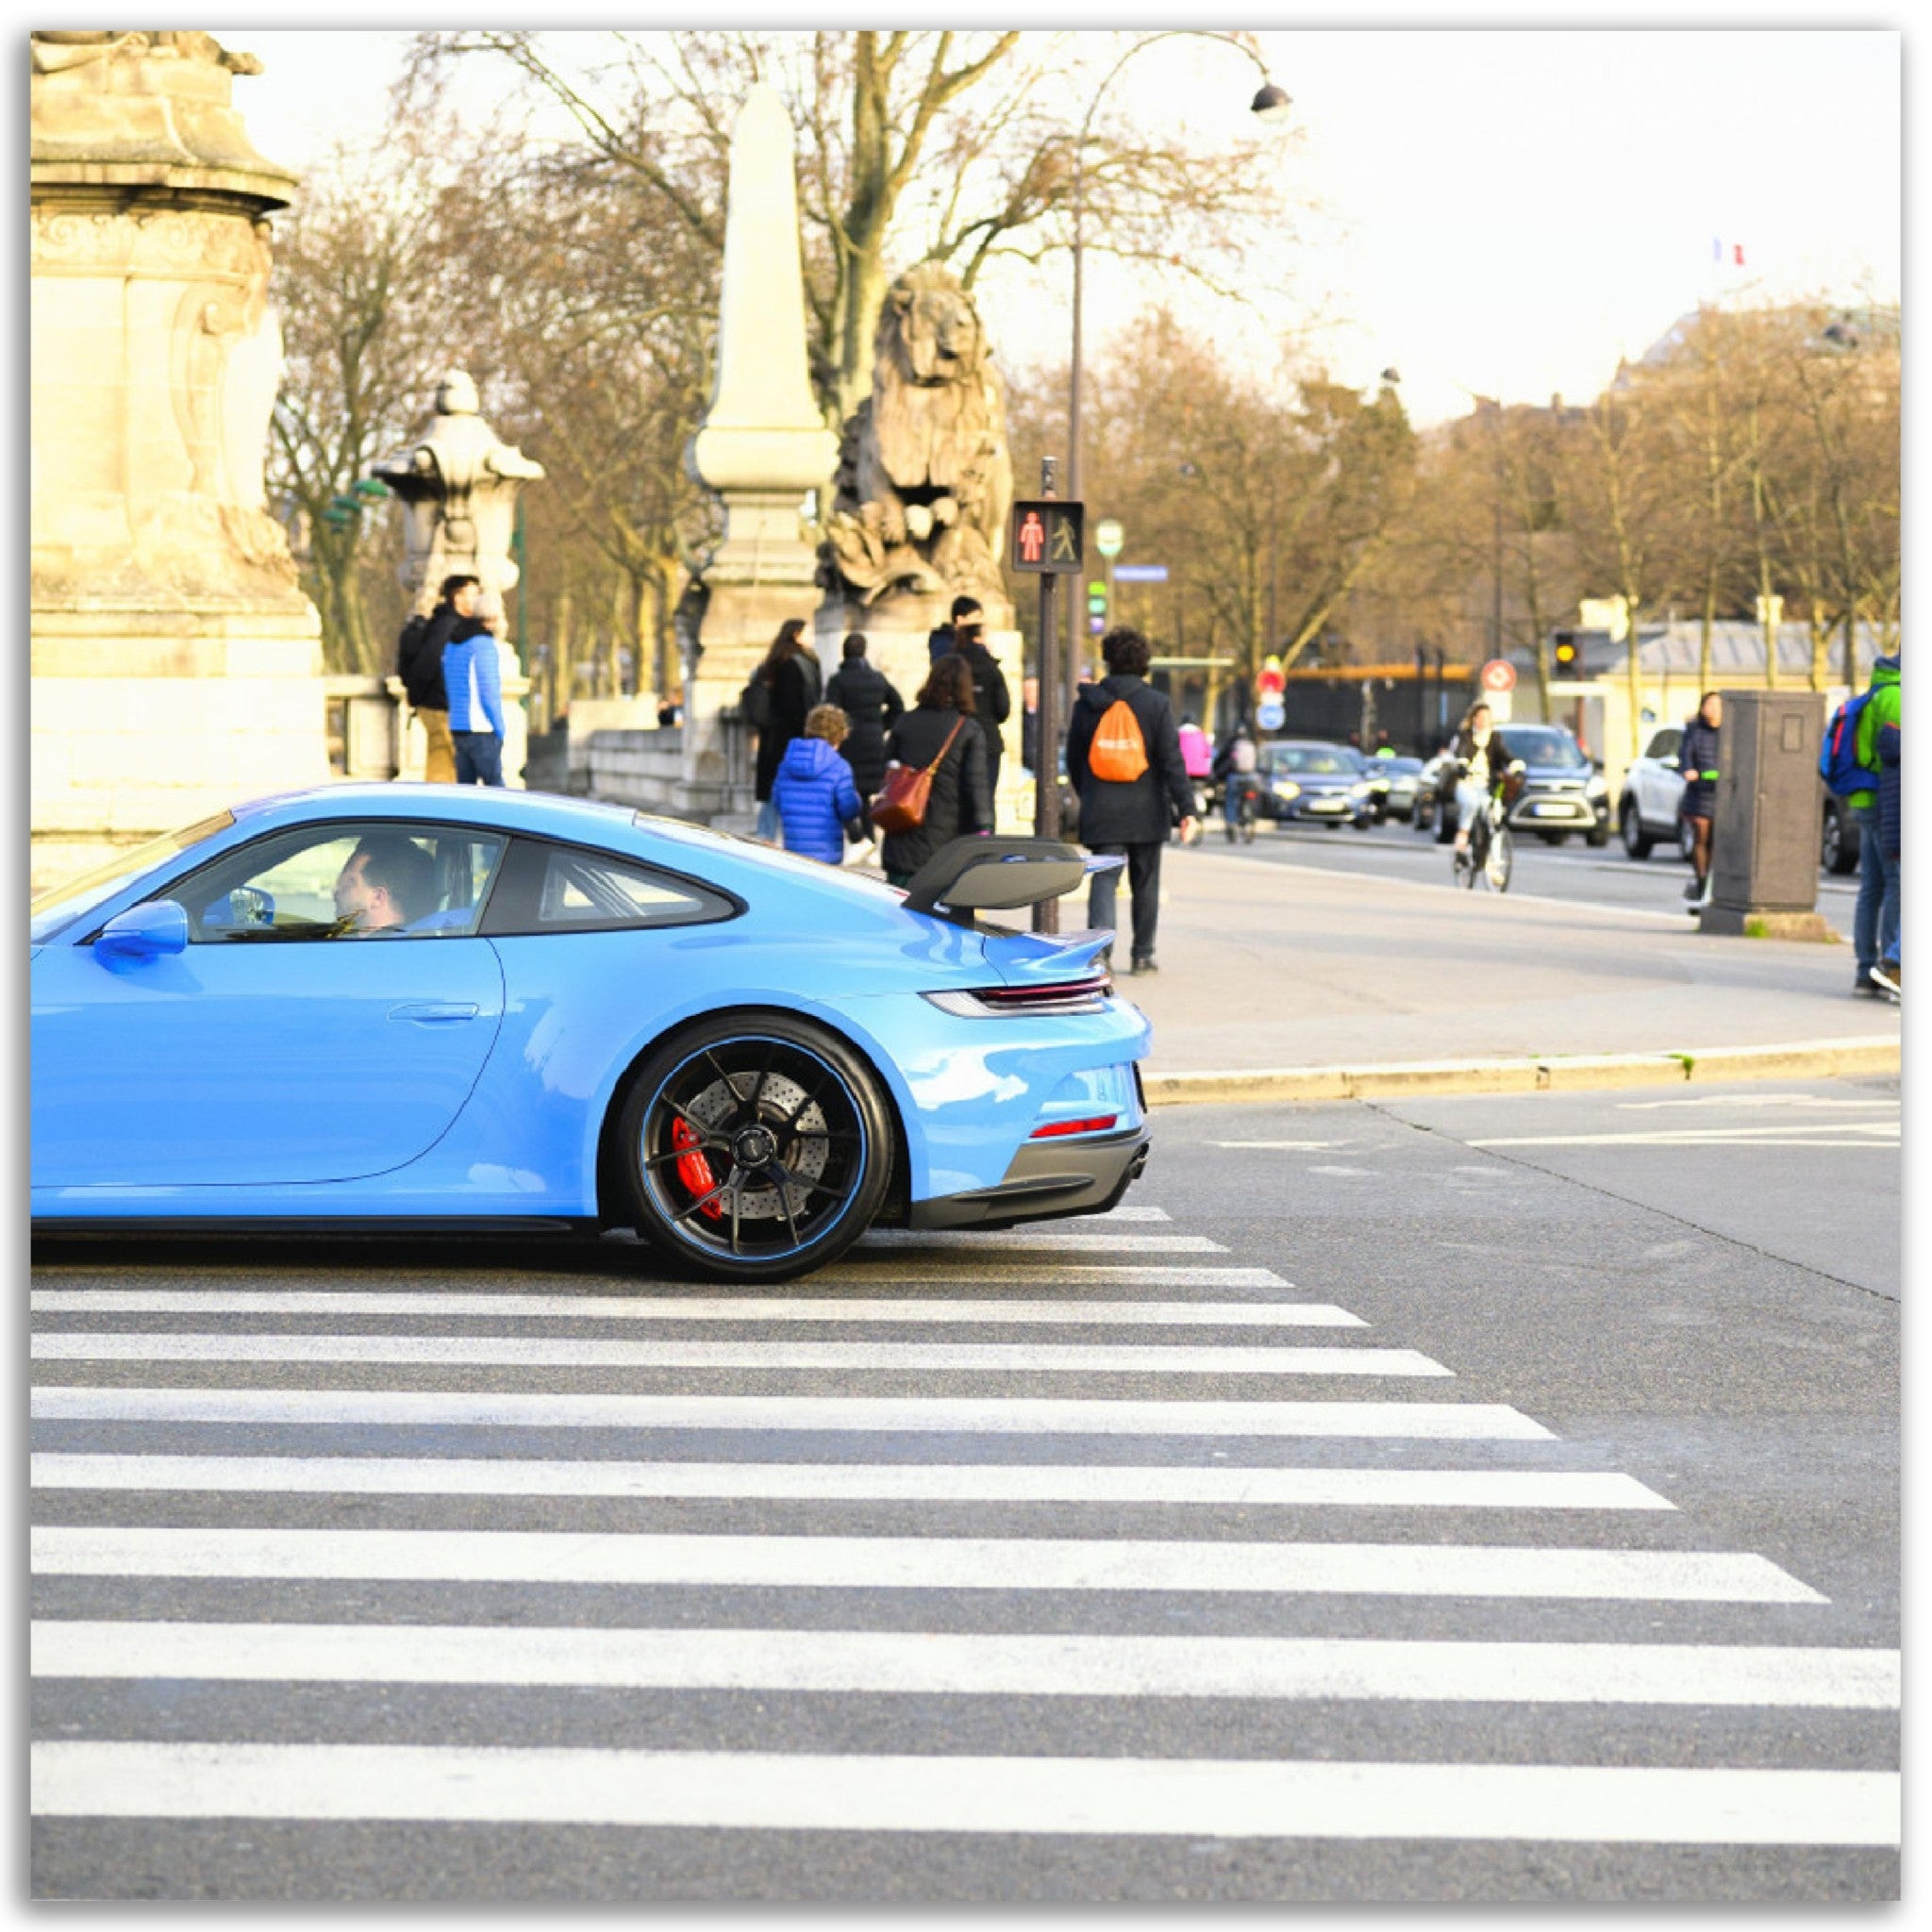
[818,263,1013,609]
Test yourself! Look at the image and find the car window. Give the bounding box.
[481,839,737,936]
[1494,727,1588,769]
[1265,746,1357,775]
[1643,728,1683,759]
[31,811,236,945]
[162,823,508,942]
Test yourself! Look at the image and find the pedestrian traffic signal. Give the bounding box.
[1010,499,1085,575]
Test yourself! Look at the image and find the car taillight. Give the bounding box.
[923,975,1112,1018]
[1028,1114,1120,1139]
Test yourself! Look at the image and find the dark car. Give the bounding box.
[1364,755,1425,823]
[1257,741,1377,829]
[1491,724,1611,846]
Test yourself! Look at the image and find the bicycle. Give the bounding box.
[1451,768,1518,891]
[1224,775,1259,844]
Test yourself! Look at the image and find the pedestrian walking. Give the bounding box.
[749,618,822,842]
[927,593,982,667]
[954,617,1011,825]
[441,591,506,787]
[1178,715,1214,785]
[1847,651,1901,997]
[396,573,479,784]
[1872,704,1901,998]
[1066,625,1197,974]
[824,632,905,804]
[876,653,991,888]
[772,705,865,866]
[1678,691,1723,909]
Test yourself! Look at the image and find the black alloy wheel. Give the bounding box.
[617,1015,892,1282]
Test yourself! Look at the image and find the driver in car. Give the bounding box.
[331,835,436,934]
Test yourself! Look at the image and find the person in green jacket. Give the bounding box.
[1850,652,1901,996]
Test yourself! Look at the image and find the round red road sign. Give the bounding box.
[1479,658,1517,693]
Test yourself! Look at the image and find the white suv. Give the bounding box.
[1618,727,1694,860]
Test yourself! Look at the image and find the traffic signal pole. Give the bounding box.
[1033,458,1061,934]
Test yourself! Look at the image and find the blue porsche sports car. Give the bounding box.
[29,786,1151,1282]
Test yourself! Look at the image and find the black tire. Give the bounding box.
[1240,814,1256,844]
[615,1013,893,1283]
[1536,831,1566,845]
[1822,802,1860,874]
[1620,800,1655,860]
[1414,797,1435,832]
[1585,820,1610,848]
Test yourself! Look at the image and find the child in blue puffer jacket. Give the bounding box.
[772,705,863,864]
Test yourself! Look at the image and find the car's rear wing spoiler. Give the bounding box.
[901,838,1124,926]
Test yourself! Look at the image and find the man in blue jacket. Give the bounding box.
[441,596,507,787]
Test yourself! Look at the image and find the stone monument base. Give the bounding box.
[30,606,329,892]
[1698,906,1839,941]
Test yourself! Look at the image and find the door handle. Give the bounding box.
[389,1002,480,1024]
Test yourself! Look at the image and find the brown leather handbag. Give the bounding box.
[870,717,964,836]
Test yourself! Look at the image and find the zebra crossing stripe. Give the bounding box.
[823,1267,1290,1287]
[29,1291,1357,1327]
[27,1742,1900,1844]
[28,1389,1549,1438]
[28,1527,1824,1601]
[858,1231,1225,1251]
[30,1623,1895,1705]
[29,1334,1448,1376]
[27,1457,1674,1509]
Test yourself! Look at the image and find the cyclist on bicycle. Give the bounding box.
[1450,701,1506,859]
[1211,724,1260,834]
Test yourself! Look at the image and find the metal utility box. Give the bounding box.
[1704,691,1827,935]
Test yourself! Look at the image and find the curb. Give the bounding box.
[1142,1036,1901,1108]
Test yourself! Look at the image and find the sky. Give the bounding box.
[172,14,1904,430]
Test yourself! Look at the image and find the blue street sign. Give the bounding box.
[1257,697,1286,732]
[1111,564,1169,582]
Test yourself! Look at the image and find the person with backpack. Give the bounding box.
[441,591,506,786]
[927,593,982,667]
[396,574,479,784]
[1210,721,1259,833]
[954,617,1012,825]
[1066,625,1197,974]
[1824,651,1902,996]
[1677,691,1723,909]
[824,632,905,805]
[1872,705,1901,999]
[875,653,991,887]
[772,704,865,866]
[748,618,822,841]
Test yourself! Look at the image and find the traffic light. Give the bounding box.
[1087,580,1108,617]
[1553,631,1579,673]
[1257,654,1286,700]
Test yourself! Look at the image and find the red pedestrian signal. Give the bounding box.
[1009,500,1084,575]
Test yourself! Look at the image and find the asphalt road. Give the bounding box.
[31,1076,1898,1904]
[1208,809,1861,941]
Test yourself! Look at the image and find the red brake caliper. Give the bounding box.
[671,1116,724,1219]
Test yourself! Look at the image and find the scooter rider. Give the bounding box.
[1211,721,1260,830]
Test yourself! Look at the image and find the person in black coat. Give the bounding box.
[954,618,1012,825]
[824,632,905,804]
[1065,625,1197,974]
[1677,691,1723,905]
[926,592,982,666]
[751,619,823,835]
[877,653,991,886]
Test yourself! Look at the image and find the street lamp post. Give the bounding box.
[1063,33,1290,705]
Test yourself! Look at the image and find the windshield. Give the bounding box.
[1495,727,1589,770]
[1262,745,1361,776]
[30,811,236,944]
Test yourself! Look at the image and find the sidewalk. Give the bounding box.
[1068,845,1901,1103]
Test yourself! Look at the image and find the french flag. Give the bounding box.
[1712,238,1746,266]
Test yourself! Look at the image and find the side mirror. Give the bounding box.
[94,898,190,966]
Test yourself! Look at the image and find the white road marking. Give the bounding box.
[30,1291,1356,1327]
[29,1743,1898,1844]
[1208,1141,1345,1151]
[28,1388,1547,1438]
[1308,1166,1377,1177]
[29,1333,1447,1376]
[1472,1124,1899,1149]
[28,1527,1823,1601]
[1062,1205,1171,1221]
[859,1231,1222,1253]
[824,1267,1291,1288]
[1616,1095,1898,1111]
[27,1457,1672,1510]
[32,1624,1892,1707]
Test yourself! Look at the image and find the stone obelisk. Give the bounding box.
[681,83,838,824]
[29,30,329,891]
